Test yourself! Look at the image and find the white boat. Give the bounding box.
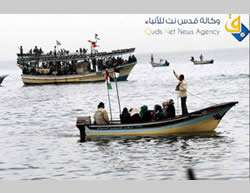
[151,54,170,67]
[190,56,214,65]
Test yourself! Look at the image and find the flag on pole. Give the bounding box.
[88,40,98,48]
[113,68,120,82]
[105,70,112,89]
[56,40,61,46]
[95,33,100,40]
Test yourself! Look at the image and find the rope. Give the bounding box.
[176,92,180,115]
[187,90,217,105]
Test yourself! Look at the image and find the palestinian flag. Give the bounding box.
[56,40,61,46]
[88,40,98,48]
[105,70,112,89]
[113,68,120,82]
[95,33,100,40]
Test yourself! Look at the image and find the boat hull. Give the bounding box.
[151,62,169,67]
[21,62,136,85]
[192,60,214,65]
[76,102,237,139]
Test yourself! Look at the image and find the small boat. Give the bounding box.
[190,56,214,65]
[151,54,169,67]
[0,74,8,85]
[17,48,137,85]
[76,101,238,140]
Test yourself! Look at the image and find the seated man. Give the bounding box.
[94,102,109,124]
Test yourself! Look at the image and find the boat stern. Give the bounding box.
[76,116,92,141]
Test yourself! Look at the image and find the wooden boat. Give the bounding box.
[0,74,8,85]
[190,57,214,65]
[76,101,238,140]
[17,48,137,85]
[192,60,214,65]
[21,62,136,84]
[151,54,169,67]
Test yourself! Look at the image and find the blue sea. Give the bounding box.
[0,47,249,180]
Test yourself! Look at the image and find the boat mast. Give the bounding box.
[105,70,113,121]
[113,67,122,115]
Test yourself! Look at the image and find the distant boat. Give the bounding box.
[76,101,237,140]
[151,54,170,67]
[190,56,214,65]
[17,48,137,85]
[0,74,8,85]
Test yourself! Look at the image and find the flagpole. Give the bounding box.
[107,86,113,121]
[113,68,121,115]
[105,70,112,121]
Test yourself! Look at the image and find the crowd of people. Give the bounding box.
[18,45,87,57]
[21,55,137,76]
[93,100,176,125]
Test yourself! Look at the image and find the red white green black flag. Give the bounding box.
[95,33,100,40]
[56,40,61,46]
[105,70,112,89]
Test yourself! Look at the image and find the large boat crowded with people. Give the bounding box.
[17,45,137,85]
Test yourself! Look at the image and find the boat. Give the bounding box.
[0,74,8,85]
[17,48,137,84]
[76,101,238,140]
[190,56,214,65]
[151,54,169,67]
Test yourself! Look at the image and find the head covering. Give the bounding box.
[169,99,174,105]
[122,107,129,115]
[129,108,139,116]
[154,104,162,112]
[140,105,148,118]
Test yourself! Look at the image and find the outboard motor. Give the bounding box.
[76,116,91,141]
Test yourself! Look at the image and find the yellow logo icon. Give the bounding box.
[225,14,241,33]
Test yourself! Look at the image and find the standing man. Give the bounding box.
[53,46,57,56]
[19,46,23,56]
[173,70,188,115]
[200,54,203,61]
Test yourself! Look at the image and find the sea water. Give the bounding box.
[0,48,249,180]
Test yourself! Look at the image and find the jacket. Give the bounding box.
[174,73,187,97]
[94,108,109,124]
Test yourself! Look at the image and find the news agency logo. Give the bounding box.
[225,14,249,42]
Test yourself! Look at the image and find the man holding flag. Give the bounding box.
[54,40,62,56]
[88,34,100,54]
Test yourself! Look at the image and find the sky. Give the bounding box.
[0,14,249,60]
